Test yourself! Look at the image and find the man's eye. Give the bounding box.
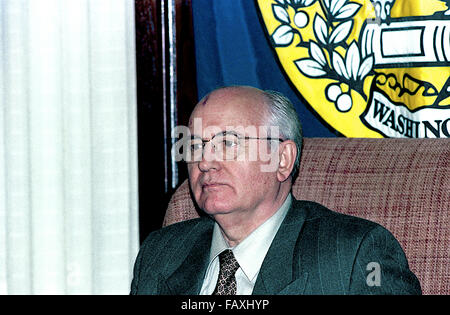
[189,143,203,151]
[222,139,238,147]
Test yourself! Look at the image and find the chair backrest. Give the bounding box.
[163,138,450,295]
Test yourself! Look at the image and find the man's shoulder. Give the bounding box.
[292,199,383,238]
[135,216,213,273]
[141,216,213,249]
[286,199,421,295]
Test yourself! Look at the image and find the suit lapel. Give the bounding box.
[252,200,308,295]
[163,219,214,295]
[161,200,310,295]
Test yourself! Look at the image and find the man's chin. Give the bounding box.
[198,190,224,209]
[200,200,233,217]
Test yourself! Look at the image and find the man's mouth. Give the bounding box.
[202,182,225,190]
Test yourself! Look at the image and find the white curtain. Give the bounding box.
[0,0,139,294]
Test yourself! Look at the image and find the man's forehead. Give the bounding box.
[188,119,274,140]
[198,86,267,108]
[188,113,269,133]
[189,88,268,127]
[200,94,210,107]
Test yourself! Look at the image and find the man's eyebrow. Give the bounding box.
[190,130,241,140]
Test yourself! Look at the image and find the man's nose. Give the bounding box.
[198,141,220,172]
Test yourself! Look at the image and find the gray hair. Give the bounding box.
[262,90,303,179]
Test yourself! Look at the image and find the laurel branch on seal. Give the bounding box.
[270,0,375,112]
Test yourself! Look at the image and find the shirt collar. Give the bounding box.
[209,193,292,282]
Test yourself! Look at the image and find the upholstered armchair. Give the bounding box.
[162,138,449,295]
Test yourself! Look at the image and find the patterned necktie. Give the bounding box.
[212,249,240,295]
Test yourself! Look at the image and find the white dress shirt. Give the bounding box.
[199,194,292,295]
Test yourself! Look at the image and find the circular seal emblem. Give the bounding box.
[256,0,450,137]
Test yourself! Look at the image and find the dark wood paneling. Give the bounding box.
[176,0,198,127]
[135,0,167,242]
[175,0,198,185]
[135,0,197,242]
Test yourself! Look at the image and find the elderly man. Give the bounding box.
[131,86,421,295]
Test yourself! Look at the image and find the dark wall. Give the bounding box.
[135,0,197,243]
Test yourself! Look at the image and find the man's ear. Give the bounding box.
[277,140,297,182]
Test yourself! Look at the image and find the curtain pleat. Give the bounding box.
[0,0,139,295]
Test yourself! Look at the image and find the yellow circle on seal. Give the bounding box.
[257,0,450,138]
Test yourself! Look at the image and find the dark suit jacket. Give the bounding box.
[131,199,421,295]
